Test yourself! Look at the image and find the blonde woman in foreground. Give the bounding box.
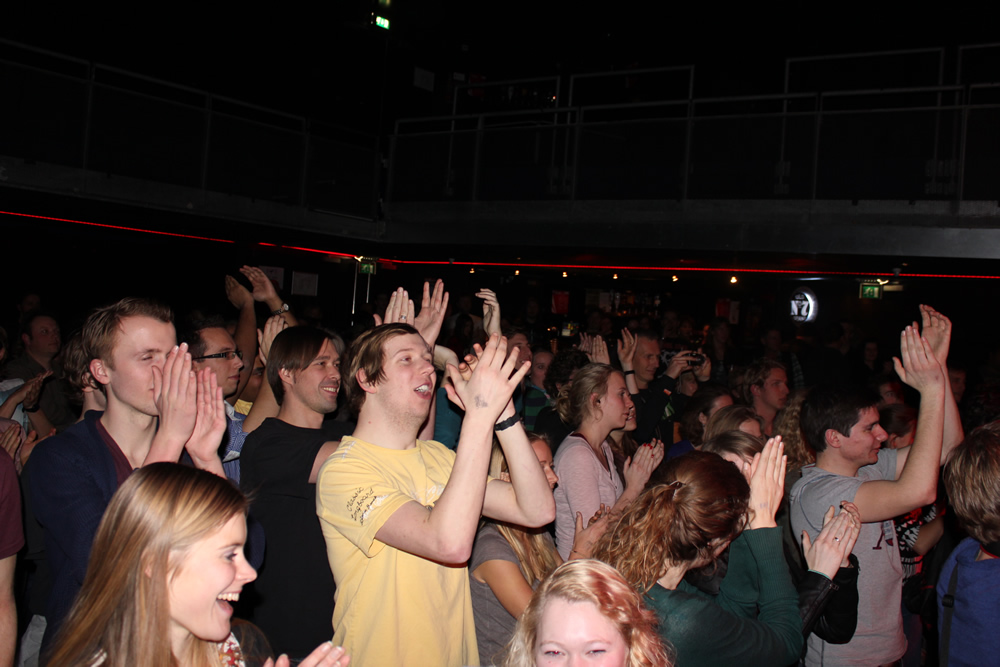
[502,559,671,667]
[46,463,348,667]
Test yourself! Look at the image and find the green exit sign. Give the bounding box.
[859,283,882,299]
[375,16,390,29]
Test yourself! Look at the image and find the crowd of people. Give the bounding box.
[1,271,998,667]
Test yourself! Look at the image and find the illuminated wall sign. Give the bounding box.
[375,16,390,29]
[790,287,817,323]
[859,282,883,299]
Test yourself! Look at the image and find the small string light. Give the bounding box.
[730,276,738,284]
[672,275,679,282]
[562,271,568,278]
[469,267,475,274]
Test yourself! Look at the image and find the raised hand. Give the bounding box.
[185,369,227,476]
[666,351,701,380]
[477,287,501,337]
[802,501,861,578]
[590,335,610,365]
[893,325,944,393]
[919,305,952,366]
[225,274,253,310]
[414,279,449,345]
[379,287,415,328]
[623,439,664,492]
[153,343,198,445]
[617,329,637,369]
[443,334,530,421]
[747,436,786,529]
[240,265,281,305]
[264,643,350,667]
[257,314,288,365]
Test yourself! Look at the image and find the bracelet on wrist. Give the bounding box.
[494,414,521,431]
[623,370,635,376]
[271,303,290,316]
[23,404,40,413]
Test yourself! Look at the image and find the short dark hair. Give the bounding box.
[878,403,917,438]
[177,314,226,359]
[800,386,880,453]
[19,309,59,341]
[679,384,733,444]
[742,358,786,405]
[267,326,333,406]
[341,323,420,416]
[543,349,590,397]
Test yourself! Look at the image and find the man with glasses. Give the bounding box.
[180,315,257,484]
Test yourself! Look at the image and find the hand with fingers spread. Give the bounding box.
[153,343,198,446]
[265,643,351,667]
[803,502,861,578]
[414,280,449,345]
[184,369,227,476]
[257,314,289,366]
[617,329,637,370]
[746,436,786,529]
[577,332,593,358]
[477,287,501,338]
[919,305,952,366]
[225,274,253,310]
[444,334,531,424]
[893,325,944,393]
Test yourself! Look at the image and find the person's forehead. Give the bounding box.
[31,316,59,332]
[852,406,880,430]
[384,332,428,355]
[114,316,175,352]
[199,327,236,352]
[636,337,658,353]
[767,368,787,382]
[312,338,339,361]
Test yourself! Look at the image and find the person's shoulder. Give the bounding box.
[32,414,102,462]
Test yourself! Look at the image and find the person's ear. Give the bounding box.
[357,369,378,395]
[90,358,111,387]
[750,383,762,398]
[825,428,842,450]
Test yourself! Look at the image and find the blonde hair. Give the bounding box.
[555,363,617,428]
[46,463,249,667]
[592,452,750,594]
[488,437,561,584]
[502,559,671,667]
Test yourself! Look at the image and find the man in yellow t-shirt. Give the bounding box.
[317,316,555,666]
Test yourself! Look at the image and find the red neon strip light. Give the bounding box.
[1,210,234,244]
[5,209,998,279]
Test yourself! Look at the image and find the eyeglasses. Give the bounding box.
[192,350,244,362]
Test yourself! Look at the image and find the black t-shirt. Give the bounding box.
[240,418,353,659]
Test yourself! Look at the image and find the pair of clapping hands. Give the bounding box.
[744,437,860,578]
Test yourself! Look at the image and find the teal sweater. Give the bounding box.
[646,527,803,667]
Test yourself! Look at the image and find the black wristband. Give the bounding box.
[623,370,635,376]
[495,414,521,431]
[23,404,40,413]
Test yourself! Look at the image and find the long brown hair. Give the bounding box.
[46,463,249,667]
[488,438,561,584]
[592,452,749,594]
